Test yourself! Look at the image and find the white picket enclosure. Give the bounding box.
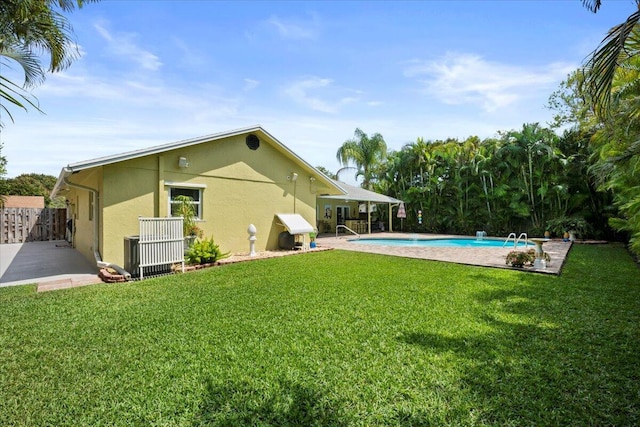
[138,217,184,279]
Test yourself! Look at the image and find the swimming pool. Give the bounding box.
[349,238,532,248]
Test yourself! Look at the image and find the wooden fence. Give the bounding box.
[0,208,67,244]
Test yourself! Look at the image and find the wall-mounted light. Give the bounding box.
[288,172,298,182]
[309,176,317,195]
[178,157,189,168]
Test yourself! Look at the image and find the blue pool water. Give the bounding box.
[349,238,532,248]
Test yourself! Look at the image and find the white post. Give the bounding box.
[248,224,257,256]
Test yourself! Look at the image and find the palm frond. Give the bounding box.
[582,8,640,118]
[0,74,42,124]
[1,47,46,87]
[581,0,602,13]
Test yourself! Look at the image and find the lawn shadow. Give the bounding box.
[396,265,640,426]
[193,377,348,426]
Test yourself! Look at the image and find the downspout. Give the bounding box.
[61,170,131,279]
[293,178,297,214]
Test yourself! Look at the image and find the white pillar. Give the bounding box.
[248,224,257,256]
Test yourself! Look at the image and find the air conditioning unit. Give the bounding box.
[124,235,140,276]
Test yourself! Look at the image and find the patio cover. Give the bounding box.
[275,213,315,234]
[318,180,404,233]
[320,180,403,204]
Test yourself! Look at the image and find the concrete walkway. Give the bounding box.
[0,241,102,290]
[316,232,572,274]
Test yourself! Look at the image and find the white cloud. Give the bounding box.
[282,77,360,113]
[266,13,320,40]
[171,37,207,68]
[94,21,162,71]
[243,78,260,91]
[404,53,575,112]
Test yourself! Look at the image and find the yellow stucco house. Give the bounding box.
[51,126,346,272]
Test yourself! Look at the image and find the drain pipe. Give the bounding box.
[61,170,132,280]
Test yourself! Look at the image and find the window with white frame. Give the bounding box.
[169,187,203,219]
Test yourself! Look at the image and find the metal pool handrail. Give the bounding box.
[336,225,360,239]
[503,232,528,248]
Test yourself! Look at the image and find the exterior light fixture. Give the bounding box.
[178,157,189,168]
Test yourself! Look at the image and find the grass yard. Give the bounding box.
[1,244,639,426]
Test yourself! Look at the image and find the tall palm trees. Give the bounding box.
[336,128,387,190]
[580,0,640,254]
[0,0,98,121]
[497,123,559,229]
[362,124,598,236]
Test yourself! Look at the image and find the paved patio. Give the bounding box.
[0,233,573,293]
[315,232,573,274]
[0,241,102,290]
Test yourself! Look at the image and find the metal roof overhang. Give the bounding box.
[318,180,403,204]
[275,213,315,235]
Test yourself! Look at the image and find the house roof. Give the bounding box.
[51,125,346,198]
[319,179,404,204]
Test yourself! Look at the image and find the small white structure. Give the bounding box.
[530,238,548,269]
[248,224,257,256]
[276,213,315,250]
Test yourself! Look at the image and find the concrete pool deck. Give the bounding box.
[315,232,573,275]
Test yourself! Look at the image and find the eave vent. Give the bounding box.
[246,134,260,150]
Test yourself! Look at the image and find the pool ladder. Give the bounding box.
[503,232,528,248]
[336,224,360,239]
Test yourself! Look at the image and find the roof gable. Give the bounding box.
[52,126,345,197]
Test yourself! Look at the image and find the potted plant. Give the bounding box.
[546,216,589,240]
[505,250,533,268]
[173,195,203,250]
[309,231,317,249]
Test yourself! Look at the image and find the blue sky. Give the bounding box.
[1,0,636,180]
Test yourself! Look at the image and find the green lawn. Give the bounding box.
[1,245,639,426]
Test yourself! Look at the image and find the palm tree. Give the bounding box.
[497,123,559,229]
[336,128,387,189]
[581,0,640,118]
[0,0,98,122]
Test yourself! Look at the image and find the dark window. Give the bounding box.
[169,187,202,219]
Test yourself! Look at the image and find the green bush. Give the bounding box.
[546,215,590,237]
[185,237,229,265]
[505,248,551,267]
[505,250,533,267]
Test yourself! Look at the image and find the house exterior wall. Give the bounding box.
[317,199,361,233]
[64,168,103,264]
[69,133,322,268]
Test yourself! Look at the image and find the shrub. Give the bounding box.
[546,216,589,238]
[185,237,229,265]
[506,249,551,267]
[506,250,533,267]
